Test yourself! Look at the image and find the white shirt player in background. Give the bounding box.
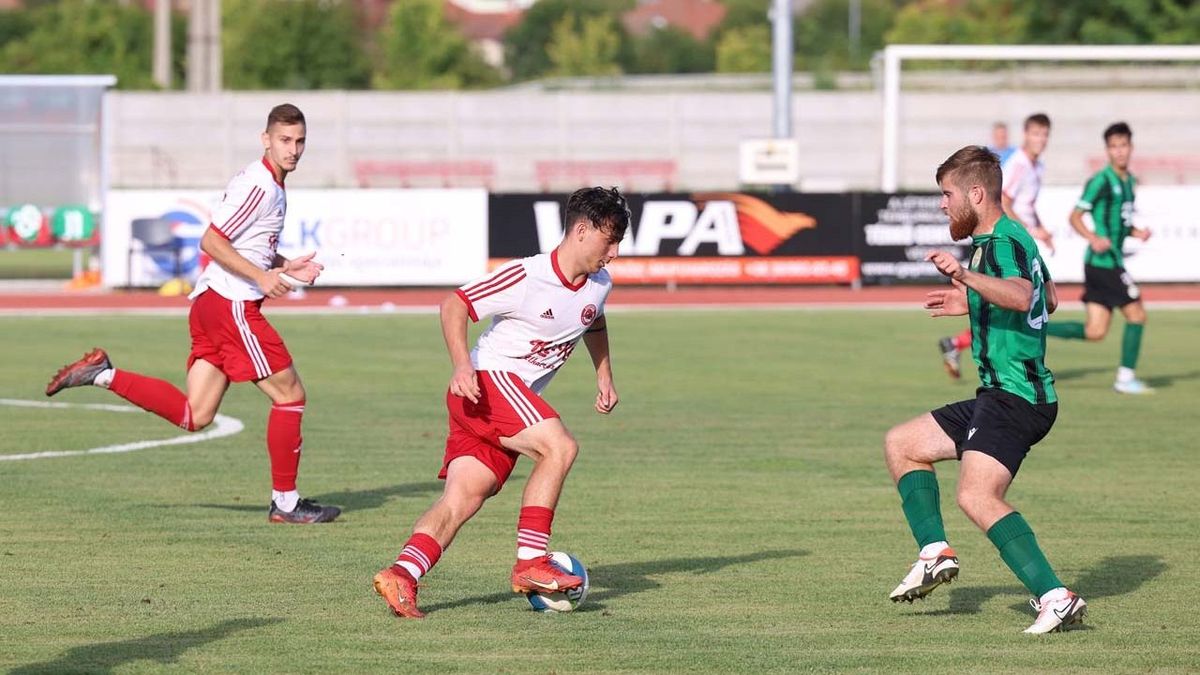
[373,187,631,619]
[938,113,1056,381]
[1000,113,1055,253]
[45,104,339,525]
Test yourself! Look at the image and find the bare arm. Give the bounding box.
[583,315,618,414]
[926,250,1033,312]
[1069,208,1110,253]
[200,227,292,298]
[1046,279,1059,314]
[441,293,480,403]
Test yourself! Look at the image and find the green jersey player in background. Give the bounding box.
[1045,122,1153,394]
[884,145,1086,634]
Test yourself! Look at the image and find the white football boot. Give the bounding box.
[1113,378,1153,395]
[1024,589,1087,634]
[889,546,959,602]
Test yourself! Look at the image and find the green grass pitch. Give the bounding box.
[2,308,1198,672]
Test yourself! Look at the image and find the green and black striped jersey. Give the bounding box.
[1078,165,1136,269]
[967,215,1057,405]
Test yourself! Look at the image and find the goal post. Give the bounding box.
[880,44,1200,192]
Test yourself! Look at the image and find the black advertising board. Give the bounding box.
[854,193,968,285]
[489,192,860,284]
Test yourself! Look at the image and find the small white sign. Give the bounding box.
[739,138,800,185]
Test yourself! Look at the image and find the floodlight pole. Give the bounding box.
[153,0,171,89]
[771,0,793,141]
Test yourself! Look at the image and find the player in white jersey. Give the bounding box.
[939,113,1054,379]
[374,187,630,619]
[46,104,340,524]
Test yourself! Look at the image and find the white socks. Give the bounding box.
[1116,366,1136,383]
[920,541,949,558]
[1040,586,1069,604]
[272,490,300,512]
[93,368,115,389]
[397,561,423,581]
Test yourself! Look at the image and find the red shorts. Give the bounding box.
[439,370,559,492]
[188,289,292,382]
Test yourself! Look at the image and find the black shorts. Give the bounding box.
[930,388,1057,478]
[1082,264,1140,308]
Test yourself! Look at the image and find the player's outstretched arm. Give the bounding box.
[925,250,1032,313]
[201,227,292,298]
[441,293,480,403]
[583,315,618,414]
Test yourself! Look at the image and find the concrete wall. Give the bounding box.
[109,89,1200,192]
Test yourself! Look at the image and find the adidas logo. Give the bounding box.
[540,308,555,320]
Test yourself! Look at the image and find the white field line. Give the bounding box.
[0,398,244,461]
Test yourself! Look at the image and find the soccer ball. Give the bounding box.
[525,551,589,613]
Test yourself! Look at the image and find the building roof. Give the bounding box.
[621,0,728,42]
[444,1,525,42]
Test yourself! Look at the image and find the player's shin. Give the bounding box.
[987,511,1064,597]
[1045,321,1086,340]
[898,470,948,549]
[267,399,305,499]
[1120,322,1144,370]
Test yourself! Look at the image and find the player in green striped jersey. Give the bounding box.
[1045,122,1153,394]
[884,146,1086,634]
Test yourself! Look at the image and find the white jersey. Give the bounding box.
[457,250,612,394]
[1001,149,1044,230]
[190,157,287,301]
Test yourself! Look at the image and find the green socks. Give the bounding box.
[1121,322,1145,369]
[897,470,946,548]
[987,512,1064,597]
[1045,321,1086,339]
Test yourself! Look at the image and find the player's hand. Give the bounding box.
[258,269,294,298]
[1033,228,1055,254]
[924,279,969,317]
[449,365,480,404]
[282,252,324,284]
[925,250,965,281]
[1089,237,1112,253]
[1132,228,1152,242]
[595,380,619,414]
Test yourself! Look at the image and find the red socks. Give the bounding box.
[267,400,305,491]
[110,370,195,431]
[516,505,554,560]
[395,533,443,580]
[953,328,972,351]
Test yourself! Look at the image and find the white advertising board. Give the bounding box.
[102,189,488,287]
[1035,186,1200,283]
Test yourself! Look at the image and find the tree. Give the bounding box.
[1020,0,1200,45]
[546,12,623,77]
[794,0,898,72]
[0,0,184,89]
[715,24,772,73]
[372,0,500,89]
[504,0,632,82]
[624,26,715,75]
[223,0,370,90]
[886,0,1029,45]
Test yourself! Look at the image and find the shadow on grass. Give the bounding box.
[11,617,282,674]
[420,549,806,616]
[1050,366,1113,382]
[1143,370,1200,389]
[189,481,444,513]
[918,554,1167,618]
